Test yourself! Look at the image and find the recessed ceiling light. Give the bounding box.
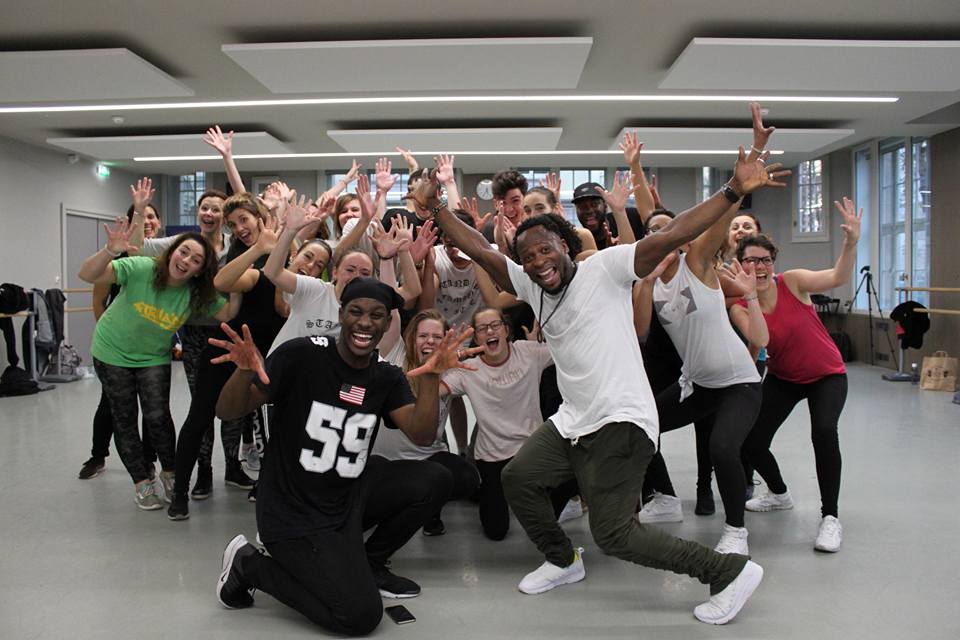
[0,94,898,114]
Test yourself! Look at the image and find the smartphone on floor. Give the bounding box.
[385,605,416,625]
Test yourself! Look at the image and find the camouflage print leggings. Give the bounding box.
[93,358,176,484]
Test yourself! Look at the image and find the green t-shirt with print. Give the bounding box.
[91,256,224,367]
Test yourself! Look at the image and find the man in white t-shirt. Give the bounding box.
[413,143,788,625]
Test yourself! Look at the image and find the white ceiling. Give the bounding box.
[328,128,564,153]
[0,1,958,175]
[45,132,290,159]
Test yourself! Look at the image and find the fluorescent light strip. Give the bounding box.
[134,149,786,162]
[2,94,896,114]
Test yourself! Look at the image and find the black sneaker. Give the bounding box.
[224,466,255,490]
[422,516,446,537]
[167,493,190,521]
[247,483,257,503]
[695,487,716,516]
[191,472,213,500]
[217,534,257,609]
[78,457,105,480]
[373,567,421,599]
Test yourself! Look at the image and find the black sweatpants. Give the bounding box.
[743,373,847,518]
[93,359,176,484]
[173,346,246,494]
[476,457,579,541]
[242,457,452,636]
[644,381,762,528]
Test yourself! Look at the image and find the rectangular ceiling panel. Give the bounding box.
[0,49,193,102]
[609,127,855,153]
[328,128,564,153]
[660,38,960,91]
[46,132,288,160]
[222,38,593,93]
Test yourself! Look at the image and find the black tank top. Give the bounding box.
[227,270,285,355]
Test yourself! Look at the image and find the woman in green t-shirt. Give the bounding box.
[79,219,230,511]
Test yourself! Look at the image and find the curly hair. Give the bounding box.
[512,214,582,261]
[152,232,220,318]
[492,170,529,199]
[735,233,779,263]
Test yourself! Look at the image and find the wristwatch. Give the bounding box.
[429,197,448,218]
[720,183,742,203]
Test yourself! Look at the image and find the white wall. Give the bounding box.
[0,134,146,369]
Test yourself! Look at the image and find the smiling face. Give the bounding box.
[523,191,553,218]
[574,196,606,232]
[142,206,161,239]
[729,215,760,250]
[339,298,390,361]
[516,226,574,294]
[333,252,375,296]
[166,238,207,283]
[742,245,775,291]
[498,187,526,223]
[473,309,509,362]
[197,196,224,234]
[225,209,260,246]
[289,242,330,278]
[337,196,362,228]
[413,318,445,366]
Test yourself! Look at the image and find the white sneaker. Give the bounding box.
[714,524,749,555]
[159,470,176,504]
[694,560,763,625]
[518,547,586,594]
[814,516,842,552]
[557,499,584,524]
[638,492,683,523]
[745,489,794,512]
[240,443,261,473]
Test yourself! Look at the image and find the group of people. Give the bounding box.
[76,103,861,633]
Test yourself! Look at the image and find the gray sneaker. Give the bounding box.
[159,470,176,504]
[135,480,163,510]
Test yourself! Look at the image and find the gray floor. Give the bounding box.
[2,363,959,639]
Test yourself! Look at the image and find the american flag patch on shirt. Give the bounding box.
[339,384,366,406]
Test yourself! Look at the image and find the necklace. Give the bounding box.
[536,265,577,341]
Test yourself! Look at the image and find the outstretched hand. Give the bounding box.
[619,130,644,167]
[409,220,438,264]
[748,102,776,160]
[375,157,399,193]
[835,197,863,244]
[596,170,633,211]
[207,323,270,385]
[203,125,234,157]
[731,148,791,195]
[459,196,492,230]
[344,159,362,185]
[404,168,441,208]
[407,326,483,377]
[129,177,155,213]
[103,216,136,255]
[718,257,757,296]
[434,154,456,185]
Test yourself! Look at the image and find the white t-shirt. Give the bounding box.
[330,218,375,257]
[433,245,482,327]
[505,244,658,444]
[653,254,760,399]
[441,340,553,462]
[142,234,229,265]
[267,275,340,355]
[370,339,452,460]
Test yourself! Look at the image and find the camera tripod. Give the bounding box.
[852,266,903,377]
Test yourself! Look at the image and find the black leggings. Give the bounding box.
[242,457,452,636]
[476,457,579,541]
[743,373,847,518]
[173,346,246,494]
[426,451,480,502]
[644,381,762,528]
[180,324,220,475]
[93,359,176,484]
[89,390,157,463]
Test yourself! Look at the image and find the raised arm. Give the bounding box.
[214,221,276,293]
[263,194,321,294]
[78,218,135,284]
[619,131,656,223]
[396,147,419,173]
[211,324,271,420]
[322,159,361,202]
[725,259,769,349]
[435,154,461,208]
[633,147,789,278]
[333,174,376,260]
[784,197,862,297]
[408,169,515,294]
[203,126,245,194]
[126,177,155,251]
[597,170,636,245]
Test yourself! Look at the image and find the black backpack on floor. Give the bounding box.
[0,365,40,397]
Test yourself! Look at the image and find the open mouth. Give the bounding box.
[484,336,501,351]
[174,263,190,276]
[419,346,435,360]
[350,331,374,350]
[537,266,560,289]
[236,230,253,244]
[199,215,217,227]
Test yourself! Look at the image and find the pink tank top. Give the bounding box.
[741,275,845,384]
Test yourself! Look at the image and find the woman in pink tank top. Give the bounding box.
[736,198,862,554]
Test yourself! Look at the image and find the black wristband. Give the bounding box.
[720,183,742,203]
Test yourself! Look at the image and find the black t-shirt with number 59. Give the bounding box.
[254,336,415,543]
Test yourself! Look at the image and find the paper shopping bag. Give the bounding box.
[920,350,958,392]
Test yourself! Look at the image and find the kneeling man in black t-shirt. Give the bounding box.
[211,277,478,635]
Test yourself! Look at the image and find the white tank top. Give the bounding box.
[653,254,760,399]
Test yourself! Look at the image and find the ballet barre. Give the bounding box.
[895,287,960,293]
[913,308,960,316]
[63,287,94,315]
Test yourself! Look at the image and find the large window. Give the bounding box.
[178,171,206,226]
[327,170,410,208]
[794,159,827,241]
[853,137,931,310]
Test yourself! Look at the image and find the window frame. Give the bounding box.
[791,157,830,243]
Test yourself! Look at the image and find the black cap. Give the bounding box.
[340,277,405,311]
[571,182,604,203]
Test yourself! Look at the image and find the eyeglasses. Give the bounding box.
[474,320,505,334]
[742,256,774,266]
